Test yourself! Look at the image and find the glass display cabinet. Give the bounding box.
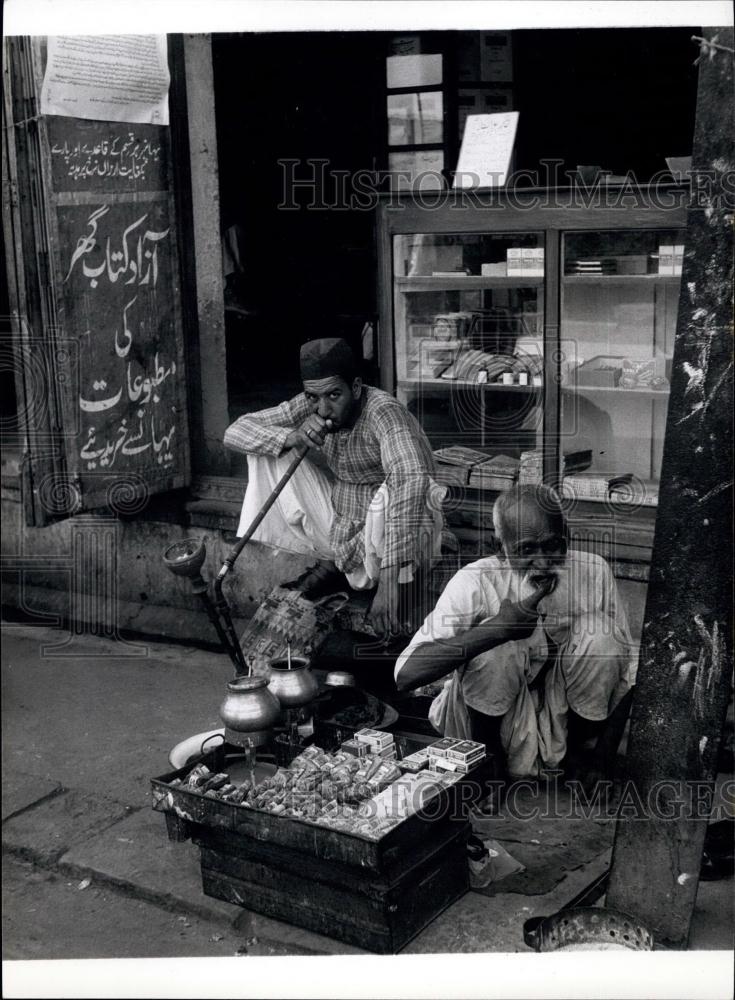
[560,228,681,506]
[392,231,545,458]
[376,187,688,558]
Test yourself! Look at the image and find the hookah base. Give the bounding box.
[224,726,272,749]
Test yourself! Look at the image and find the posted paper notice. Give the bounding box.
[453,112,519,189]
[41,35,170,125]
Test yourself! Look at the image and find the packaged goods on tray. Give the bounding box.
[169,747,404,830]
[355,728,394,751]
[341,738,369,758]
[428,738,486,774]
[427,737,463,759]
[397,748,430,773]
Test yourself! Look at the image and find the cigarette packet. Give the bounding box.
[428,737,463,759]
[429,756,459,773]
[355,728,394,750]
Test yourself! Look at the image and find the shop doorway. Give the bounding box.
[211,32,386,449]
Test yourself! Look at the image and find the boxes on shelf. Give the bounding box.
[658,244,684,276]
[573,356,624,388]
[507,247,544,276]
[418,339,461,378]
[619,356,670,390]
[434,463,471,488]
[518,449,543,485]
[521,248,545,276]
[433,445,491,469]
[481,262,507,277]
[468,453,519,491]
[560,472,633,501]
[609,478,659,507]
[566,257,617,275]
[432,312,473,341]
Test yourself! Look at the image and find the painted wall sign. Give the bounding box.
[47,117,169,192]
[55,200,187,494]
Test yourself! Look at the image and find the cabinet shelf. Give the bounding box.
[395,275,543,291]
[564,384,670,399]
[562,274,681,285]
[398,378,541,392]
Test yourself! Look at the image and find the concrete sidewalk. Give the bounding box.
[2,621,732,958]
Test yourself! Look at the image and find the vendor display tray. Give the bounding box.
[196,823,470,953]
[151,744,492,875]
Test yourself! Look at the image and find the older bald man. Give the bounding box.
[395,484,635,783]
[224,338,446,637]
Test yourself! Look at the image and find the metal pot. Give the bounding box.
[523,906,654,952]
[267,656,319,709]
[219,676,280,747]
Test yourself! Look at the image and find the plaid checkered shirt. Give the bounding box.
[224,386,440,574]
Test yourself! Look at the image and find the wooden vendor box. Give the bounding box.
[197,823,469,953]
[151,744,490,951]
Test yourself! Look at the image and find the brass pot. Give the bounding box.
[219,676,280,747]
[267,656,319,709]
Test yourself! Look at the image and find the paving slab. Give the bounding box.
[689,878,735,950]
[2,768,63,821]
[475,824,613,897]
[471,783,618,848]
[59,807,243,925]
[405,849,612,954]
[60,808,368,953]
[2,787,135,865]
[2,854,242,961]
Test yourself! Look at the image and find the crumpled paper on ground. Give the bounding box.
[468,836,526,889]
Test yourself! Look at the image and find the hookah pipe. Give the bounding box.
[212,443,309,674]
[163,442,310,676]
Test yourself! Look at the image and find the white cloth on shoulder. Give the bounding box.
[238,452,445,590]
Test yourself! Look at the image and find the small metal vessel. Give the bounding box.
[219,676,280,747]
[267,656,319,709]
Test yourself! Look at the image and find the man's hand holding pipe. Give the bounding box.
[285,415,333,451]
